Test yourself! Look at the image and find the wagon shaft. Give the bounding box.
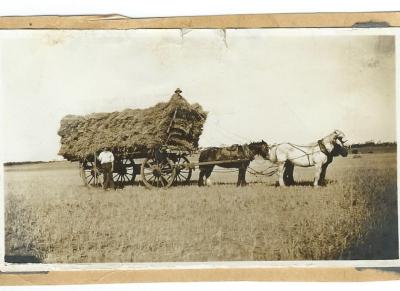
[182,159,251,169]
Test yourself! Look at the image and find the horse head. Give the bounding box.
[332,142,348,157]
[333,129,347,145]
[249,140,269,159]
[322,130,348,157]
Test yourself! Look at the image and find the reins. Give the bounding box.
[247,165,278,177]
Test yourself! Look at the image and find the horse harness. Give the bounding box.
[317,139,331,156]
[287,143,313,166]
[224,144,252,159]
[287,140,331,166]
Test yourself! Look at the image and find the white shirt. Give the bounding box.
[98,151,114,164]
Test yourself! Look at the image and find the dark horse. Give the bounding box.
[198,140,269,187]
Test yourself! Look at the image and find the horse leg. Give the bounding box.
[237,168,243,187]
[277,162,286,187]
[318,163,329,186]
[237,167,247,186]
[242,168,248,186]
[313,163,322,187]
[283,161,292,186]
[198,169,205,186]
[205,167,213,186]
[287,163,295,185]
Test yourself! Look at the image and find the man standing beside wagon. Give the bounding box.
[98,147,116,191]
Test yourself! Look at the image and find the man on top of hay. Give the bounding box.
[98,147,116,190]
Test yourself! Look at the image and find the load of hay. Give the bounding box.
[58,89,207,161]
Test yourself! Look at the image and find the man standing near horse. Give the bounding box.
[98,147,116,190]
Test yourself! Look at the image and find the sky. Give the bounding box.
[0,29,397,162]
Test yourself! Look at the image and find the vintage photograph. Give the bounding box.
[0,29,398,264]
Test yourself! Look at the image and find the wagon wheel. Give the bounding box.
[174,155,192,185]
[80,160,102,187]
[113,158,136,186]
[140,157,176,189]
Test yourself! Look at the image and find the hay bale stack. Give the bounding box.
[58,89,207,161]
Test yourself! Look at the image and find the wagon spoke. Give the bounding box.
[160,177,166,187]
[141,157,175,189]
[173,156,192,185]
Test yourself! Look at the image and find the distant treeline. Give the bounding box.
[351,141,397,148]
[3,161,55,166]
[349,141,396,154]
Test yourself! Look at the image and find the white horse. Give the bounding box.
[268,130,348,187]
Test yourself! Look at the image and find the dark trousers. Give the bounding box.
[101,162,115,190]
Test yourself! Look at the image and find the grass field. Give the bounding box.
[4,152,399,263]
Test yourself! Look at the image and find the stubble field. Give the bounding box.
[4,152,399,263]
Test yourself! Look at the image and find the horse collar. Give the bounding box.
[318,139,331,157]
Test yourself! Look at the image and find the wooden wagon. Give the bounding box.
[59,88,254,189]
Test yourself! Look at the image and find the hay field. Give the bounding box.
[4,152,398,263]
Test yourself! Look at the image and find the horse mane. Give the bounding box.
[321,131,339,144]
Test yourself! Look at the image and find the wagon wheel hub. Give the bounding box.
[152,166,162,177]
[116,168,127,175]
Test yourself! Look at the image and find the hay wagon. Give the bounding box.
[58,89,207,189]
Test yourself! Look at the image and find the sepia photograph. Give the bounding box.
[0,28,398,266]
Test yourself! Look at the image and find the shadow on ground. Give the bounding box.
[5,255,42,263]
